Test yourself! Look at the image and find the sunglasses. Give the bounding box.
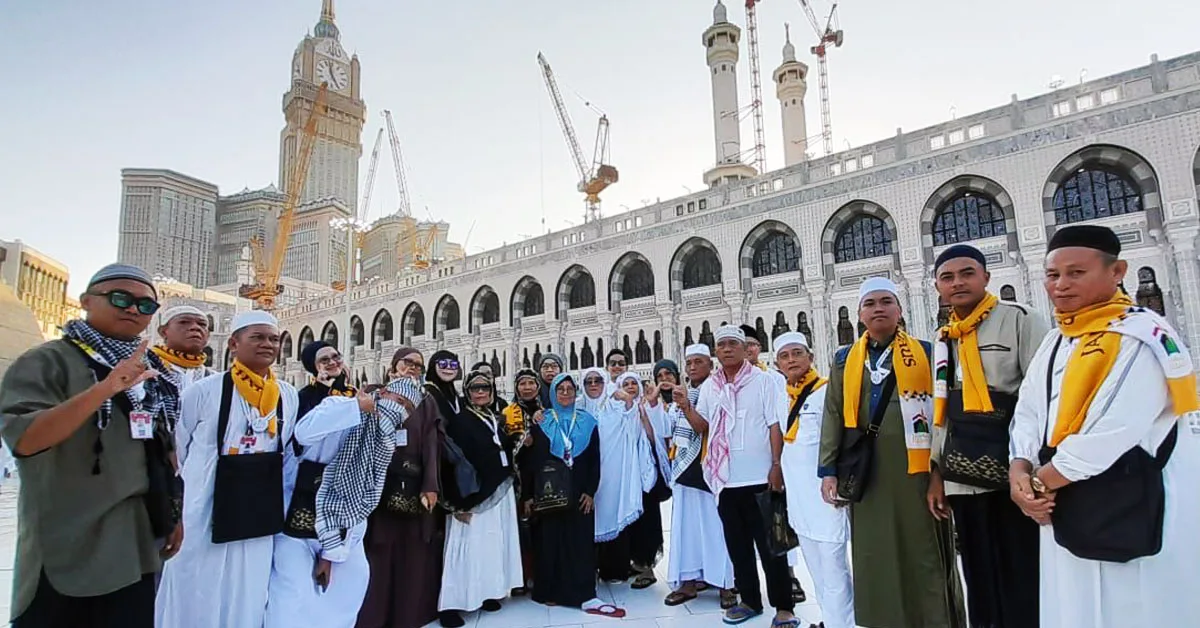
[91,290,160,315]
[316,353,343,366]
[398,357,425,374]
[466,384,492,393]
[436,358,460,371]
[584,378,604,385]
[608,360,626,367]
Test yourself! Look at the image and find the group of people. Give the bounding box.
[0,222,1197,628]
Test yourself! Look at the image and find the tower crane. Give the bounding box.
[240,83,329,310]
[333,126,384,290]
[382,110,411,217]
[797,0,843,156]
[744,0,767,175]
[537,52,618,224]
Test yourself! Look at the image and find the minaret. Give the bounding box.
[774,25,810,166]
[702,1,757,187]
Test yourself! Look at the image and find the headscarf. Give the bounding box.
[653,359,680,384]
[301,340,334,376]
[576,367,610,416]
[537,352,565,407]
[425,349,461,416]
[297,340,356,417]
[539,373,597,463]
[463,370,494,410]
[512,368,542,415]
[389,346,421,377]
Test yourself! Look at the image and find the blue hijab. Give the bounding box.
[539,372,598,461]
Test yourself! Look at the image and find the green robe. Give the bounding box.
[819,339,965,628]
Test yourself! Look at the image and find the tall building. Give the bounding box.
[360,215,465,281]
[213,185,285,286]
[283,198,351,286]
[703,1,757,187]
[118,168,218,287]
[774,28,809,167]
[279,0,365,212]
[0,240,71,339]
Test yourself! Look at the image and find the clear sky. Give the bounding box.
[3,0,1198,294]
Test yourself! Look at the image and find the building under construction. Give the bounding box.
[359,215,463,281]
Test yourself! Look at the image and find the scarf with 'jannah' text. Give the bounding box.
[784,368,827,443]
[844,330,934,473]
[933,292,999,427]
[230,359,281,437]
[1051,293,1200,447]
[152,345,207,369]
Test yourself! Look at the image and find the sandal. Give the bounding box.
[584,603,626,618]
[631,573,658,590]
[720,589,738,610]
[695,581,711,592]
[772,618,801,628]
[722,604,764,625]
[664,589,697,607]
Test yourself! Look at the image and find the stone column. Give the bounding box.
[1166,226,1200,365]
[807,284,833,372]
[1019,246,1052,317]
[900,266,933,340]
[658,303,681,362]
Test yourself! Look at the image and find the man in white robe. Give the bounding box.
[775,333,853,628]
[156,311,299,628]
[1008,224,1200,628]
[152,305,215,391]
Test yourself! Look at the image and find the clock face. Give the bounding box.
[315,59,349,90]
[320,40,345,60]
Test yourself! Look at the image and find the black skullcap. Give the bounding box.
[934,244,988,271]
[1047,225,1121,257]
[300,340,333,376]
[739,324,764,345]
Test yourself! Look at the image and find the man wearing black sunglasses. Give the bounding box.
[0,262,176,628]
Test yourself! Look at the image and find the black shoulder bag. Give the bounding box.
[211,373,286,544]
[1037,336,1177,563]
[939,346,1019,490]
[282,439,324,538]
[835,373,897,503]
[380,451,426,515]
[532,457,573,514]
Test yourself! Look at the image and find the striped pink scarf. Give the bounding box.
[703,360,759,498]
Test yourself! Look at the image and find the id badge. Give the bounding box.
[129,410,154,440]
[396,429,409,447]
[239,435,258,454]
[676,434,692,450]
[500,450,509,467]
[1187,412,1200,436]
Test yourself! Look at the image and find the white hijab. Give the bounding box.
[593,372,656,542]
[576,367,610,417]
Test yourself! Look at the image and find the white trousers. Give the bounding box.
[797,536,855,628]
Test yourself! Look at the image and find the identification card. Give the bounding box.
[239,435,258,454]
[129,410,154,440]
[396,429,409,447]
[500,450,509,467]
[1187,412,1200,436]
[675,434,691,450]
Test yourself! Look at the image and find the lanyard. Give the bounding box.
[69,338,144,412]
[548,409,578,454]
[865,345,893,386]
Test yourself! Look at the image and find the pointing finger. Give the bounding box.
[132,338,150,359]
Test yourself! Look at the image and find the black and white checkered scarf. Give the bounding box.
[670,385,704,482]
[315,376,424,554]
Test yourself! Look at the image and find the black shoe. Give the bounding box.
[481,599,503,613]
[790,578,807,604]
[439,611,466,628]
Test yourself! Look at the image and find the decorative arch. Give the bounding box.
[1000,284,1017,301]
[349,315,365,347]
[321,321,339,347]
[469,285,500,333]
[1135,266,1166,316]
[920,176,1018,264]
[608,252,655,309]
[278,332,293,365]
[400,302,425,343]
[821,200,900,276]
[669,237,723,303]
[739,220,802,289]
[434,295,461,338]
[206,314,216,332]
[510,276,545,326]
[298,326,315,350]
[1042,144,1161,236]
[370,309,394,349]
[555,265,596,318]
[203,346,214,367]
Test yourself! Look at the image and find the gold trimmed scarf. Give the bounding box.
[231,359,281,436]
[1053,294,1200,447]
[843,331,934,473]
[783,368,828,443]
[152,345,207,369]
[933,292,999,427]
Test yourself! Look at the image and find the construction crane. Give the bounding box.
[537,52,618,224]
[240,83,329,310]
[744,0,767,174]
[797,0,843,156]
[382,110,412,217]
[333,126,384,290]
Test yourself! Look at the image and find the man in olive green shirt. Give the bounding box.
[0,263,177,627]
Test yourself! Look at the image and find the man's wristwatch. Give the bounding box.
[1030,475,1048,494]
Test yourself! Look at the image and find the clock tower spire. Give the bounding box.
[316,0,339,40]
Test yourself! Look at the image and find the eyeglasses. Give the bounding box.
[316,353,343,366]
[583,378,604,385]
[436,358,460,371]
[398,357,425,374]
[466,384,492,393]
[91,290,160,315]
[608,360,626,367]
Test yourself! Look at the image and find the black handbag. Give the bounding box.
[211,373,285,544]
[755,490,799,557]
[381,454,426,515]
[939,347,1019,490]
[283,454,325,538]
[836,374,897,503]
[1037,336,1177,562]
[532,457,573,514]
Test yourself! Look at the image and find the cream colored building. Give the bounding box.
[360,215,464,281]
[0,240,71,339]
[213,185,284,286]
[118,168,219,288]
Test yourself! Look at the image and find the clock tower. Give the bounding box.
[279,0,365,214]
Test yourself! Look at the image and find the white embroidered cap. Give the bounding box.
[685,343,711,358]
[859,276,899,305]
[231,310,279,333]
[713,325,746,344]
[773,332,809,358]
[160,305,205,325]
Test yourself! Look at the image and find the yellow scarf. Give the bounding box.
[1052,293,1200,447]
[152,345,207,369]
[502,403,527,435]
[231,359,281,437]
[843,330,934,473]
[933,292,999,427]
[783,368,828,443]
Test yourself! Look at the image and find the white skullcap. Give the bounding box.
[231,310,279,333]
[160,305,205,325]
[713,325,746,344]
[859,276,898,305]
[773,332,809,358]
[684,343,711,358]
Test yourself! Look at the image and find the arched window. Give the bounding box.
[524,284,545,316]
[797,312,812,340]
[752,232,800,277]
[1052,167,1143,225]
[684,326,694,347]
[581,338,595,369]
[836,306,855,346]
[834,215,892,263]
[299,326,314,348]
[569,343,579,370]
[1000,284,1017,301]
[569,274,596,309]
[596,339,604,362]
[279,334,293,363]
[1135,267,1165,316]
[683,248,722,289]
[372,310,394,347]
[653,331,663,363]
[532,345,542,369]
[771,311,790,339]
[622,260,655,300]
[522,348,530,368]
[321,322,338,346]
[410,308,425,337]
[622,335,633,362]
[203,346,214,367]
[443,300,460,331]
[635,331,651,365]
[481,293,500,324]
[350,317,365,347]
[931,193,1007,246]
[206,315,216,332]
[699,322,715,351]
